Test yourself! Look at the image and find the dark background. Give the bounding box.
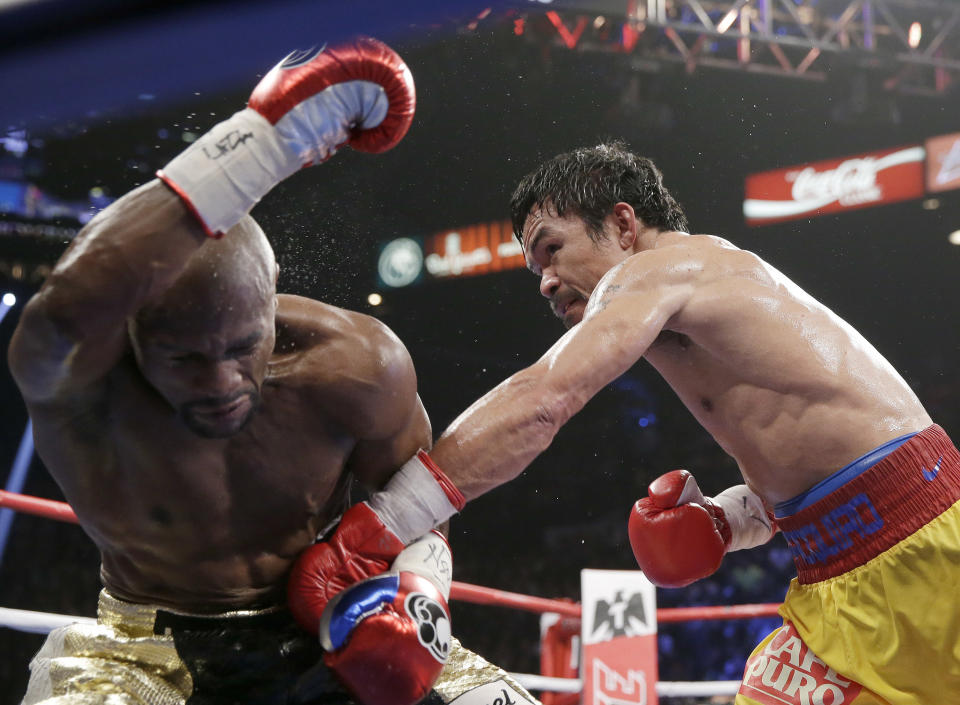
[1,1,958,701]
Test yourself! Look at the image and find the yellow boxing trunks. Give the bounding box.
[736,424,960,705]
[22,590,539,705]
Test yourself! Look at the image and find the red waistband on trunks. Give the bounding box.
[776,424,960,584]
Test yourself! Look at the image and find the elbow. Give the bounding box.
[527,402,563,455]
[518,375,579,454]
[8,295,75,402]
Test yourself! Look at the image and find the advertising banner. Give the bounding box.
[580,569,658,705]
[743,145,925,226]
[376,220,524,288]
[924,132,960,194]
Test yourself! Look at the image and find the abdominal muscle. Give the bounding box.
[99,543,300,611]
[74,413,352,613]
[641,274,931,505]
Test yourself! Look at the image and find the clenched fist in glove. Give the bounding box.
[628,469,776,587]
[290,530,454,705]
[287,450,462,703]
[158,36,416,236]
[287,449,463,631]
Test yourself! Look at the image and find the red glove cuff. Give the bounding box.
[416,450,466,512]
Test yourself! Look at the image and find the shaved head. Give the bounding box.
[135,215,277,332]
[128,215,280,438]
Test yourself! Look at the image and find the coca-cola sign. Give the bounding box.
[743,145,925,226]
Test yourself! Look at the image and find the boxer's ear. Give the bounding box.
[612,202,637,250]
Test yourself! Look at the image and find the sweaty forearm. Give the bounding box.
[9,181,207,400]
[323,372,574,553]
[38,180,207,336]
[429,369,573,501]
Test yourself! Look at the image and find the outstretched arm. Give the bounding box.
[309,251,697,554]
[431,263,690,500]
[283,256,691,641]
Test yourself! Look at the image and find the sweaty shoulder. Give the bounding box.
[596,232,760,295]
[632,231,744,270]
[586,232,772,332]
[271,294,418,438]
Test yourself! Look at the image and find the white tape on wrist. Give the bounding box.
[391,532,453,600]
[159,80,390,236]
[712,485,776,552]
[368,454,459,545]
[158,108,296,236]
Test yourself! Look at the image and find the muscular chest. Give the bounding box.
[137,385,342,477]
[646,332,727,409]
[63,372,354,548]
[643,330,763,449]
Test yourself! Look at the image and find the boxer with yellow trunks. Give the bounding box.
[334,143,960,703]
[738,424,960,704]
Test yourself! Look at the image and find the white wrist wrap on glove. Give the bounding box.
[712,485,776,552]
[159,80,389,236]
[368,454,459,546]
[159,108,295,236]
[391,532,453,600]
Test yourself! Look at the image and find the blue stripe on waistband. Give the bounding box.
[774,431,917,518]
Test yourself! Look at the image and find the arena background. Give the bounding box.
[1,1,958,702]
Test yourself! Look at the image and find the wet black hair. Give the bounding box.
[510,141,689,245]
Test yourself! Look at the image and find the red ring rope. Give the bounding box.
[0,489,79,524]
[0,489,782,620]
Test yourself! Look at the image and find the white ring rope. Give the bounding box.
[654,681,741,697]
[0,606,96,634]
[1,606,741,698]
[509,673,740,697]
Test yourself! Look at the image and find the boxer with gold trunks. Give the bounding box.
[25,580,531,705]
[8,37,539,705]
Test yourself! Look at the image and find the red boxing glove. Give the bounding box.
[247,37,414,155]
[287,502,405,632]
[287,450,463,636]
[628,470,775,588]
[321,572,451,705]
[158,36,415,236]
[292,531,454,705]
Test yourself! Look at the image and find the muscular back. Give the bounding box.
[21,295,428,611]
[635,234,931,502]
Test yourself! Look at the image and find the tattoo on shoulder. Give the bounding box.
[594,284,622,312]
